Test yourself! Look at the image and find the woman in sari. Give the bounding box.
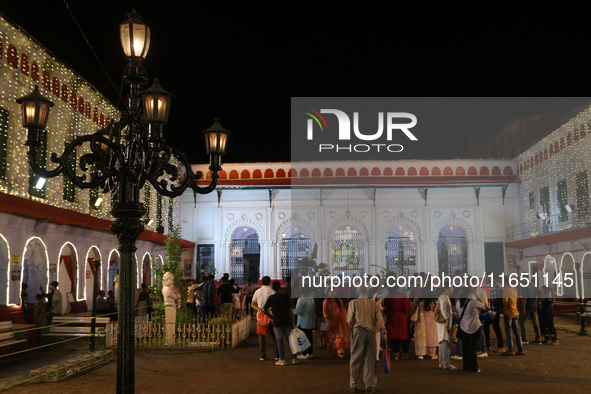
[383,284,412,360]
[412,292,438,359]
[323,290,351,358]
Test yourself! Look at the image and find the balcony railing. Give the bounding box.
[506,212,591,242]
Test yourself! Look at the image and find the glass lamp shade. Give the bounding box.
[120,10,150,59]
[203,119,231,156]
[140,78,174,124]
[15,85,54,129]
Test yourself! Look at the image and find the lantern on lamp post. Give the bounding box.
[16,10,229,394]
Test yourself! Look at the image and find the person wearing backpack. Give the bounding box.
[435,285,456,370]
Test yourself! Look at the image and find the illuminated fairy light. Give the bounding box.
[558,252,579,298]
[141,252,152,285]
[581,252,591,299]
[108,249,120,293]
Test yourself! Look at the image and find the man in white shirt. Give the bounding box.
[251,276,279,361]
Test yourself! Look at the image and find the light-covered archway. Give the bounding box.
[231,226,261,284]
[84,246,102,307]
[142,253,152,287]
[58,242,78,313]
[543,255,557,294]
[21,237,49,305]
[582,252,591,299]
[558,253,577,298]
[108,249,120,293]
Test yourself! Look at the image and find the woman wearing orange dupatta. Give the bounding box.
[323,291,351,358]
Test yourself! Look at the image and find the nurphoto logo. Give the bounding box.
[303,108,418,154]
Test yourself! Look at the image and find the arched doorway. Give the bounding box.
[108,250,119,293]
[0,235,9,305]
[85,247,101,308]
[231,226,260,284]
[22,238,48,304]
[332,223,364,278]
[280,225,312,280]
[58,243,78,312]
[385,224,416,276]
[437,225,467,275]
[142,253,152,287]
[559,254,577,298]
[543,256,557,294]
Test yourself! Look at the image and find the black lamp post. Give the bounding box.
[16,10,229,393]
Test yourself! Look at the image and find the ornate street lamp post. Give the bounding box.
[16,10,229,393]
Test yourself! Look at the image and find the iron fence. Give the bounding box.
[506,212,591,242]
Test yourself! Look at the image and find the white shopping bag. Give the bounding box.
[288,328,311,354]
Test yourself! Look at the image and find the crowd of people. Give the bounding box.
[239,273,560,394]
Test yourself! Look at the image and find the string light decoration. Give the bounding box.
[517,103,591,233]
[11,11,229,393]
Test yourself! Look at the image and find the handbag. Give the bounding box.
[433,299,447,324]
[409,306,419,324]
[456,300,470,339]
[256,312,270,336]
[288,328,311,354]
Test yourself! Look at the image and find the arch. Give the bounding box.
[543,255,557,294]
[330,217,366,276]
[395,167,405,176]
[437,225,467,275]
[279,225,313,280]
[480,166,489,175]
[492,166,501,175]
[312,168,321,177]
[57,242,79,306]
[324,168,333,177]
[7,44,18,69]
[574,128,580,142]
[229,170,239,179]
[300,168,310,177]
[431,217,474,241]
[468,166,477,175]
[108,249,120,294]
[432,167,441,176]
[70,91,77,108]
[360,167,369,176]
[371,167,381,176]
[419,167,429,176]
[503,166,513,175]
[253,169,262,179]
[567,133,572,146]
[347,167,357,177]
[407,167,417,176]
[443,167,453,176]
[264,169,274,178]
[383,167,393,176]
[335,168,345,177]
[20,53,29,76]
[21,237,49,306]
[52,77,60,97]
[0,234,9,306]
[224,217,266,243]
[288,169,295,177]
[380,215,422,242]
[231,225,261,284]
[385,223,417,276]
[83,246,102,304]
[141,253,152,287]
[558,253,577,298]
[276,216,317,243]
[276,169,286,178]
[31,61,40,83]
[61,84,68,103]
[241,169,251,179]
[456,167,465,175]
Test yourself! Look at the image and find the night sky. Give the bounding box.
[2,3,590,164]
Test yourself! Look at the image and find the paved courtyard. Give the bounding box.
[1,317,590,393]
